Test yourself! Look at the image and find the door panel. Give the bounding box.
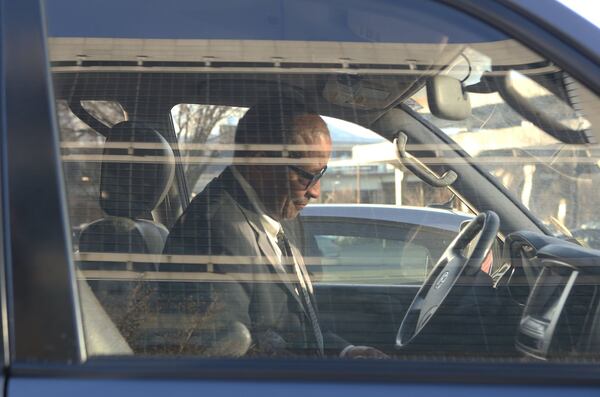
[315,284,419,352]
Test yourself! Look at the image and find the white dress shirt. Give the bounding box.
[231,167,332,355]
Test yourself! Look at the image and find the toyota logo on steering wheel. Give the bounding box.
[435,271,449,289]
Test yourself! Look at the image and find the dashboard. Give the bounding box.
[503,232,600,360]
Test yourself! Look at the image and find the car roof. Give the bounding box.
[300,204,473,232]
[47,2,549,124]
[500,0,600,64]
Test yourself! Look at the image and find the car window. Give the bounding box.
[44,0,600,365]
[301,216,461,285]
[58,100,108,240]
[408,69,600,247]
[314,233,431,284]
[171,104,246,196]
[310,230,433,285]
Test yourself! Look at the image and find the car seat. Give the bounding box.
[78,121,175,258]
[77,121,175,354]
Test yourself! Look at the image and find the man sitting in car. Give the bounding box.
[164,98,385,358]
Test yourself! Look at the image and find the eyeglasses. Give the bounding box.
[288,164,327,190]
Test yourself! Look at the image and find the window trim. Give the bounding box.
[0,0,7,373]
[2,0,85,363]
[9,358,600,386]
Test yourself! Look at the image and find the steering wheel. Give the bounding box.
[396,211,500,348]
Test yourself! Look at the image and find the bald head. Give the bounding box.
[234,101,332,220]
[234,100,330,157]
[287,114,330,156]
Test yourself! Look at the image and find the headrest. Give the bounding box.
[100,121,175,218]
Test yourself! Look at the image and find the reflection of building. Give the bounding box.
[320,119,600,233]
[321,129,452,207]
[321,163,398,204]
[320,123,394,204]
[477,145,600,231]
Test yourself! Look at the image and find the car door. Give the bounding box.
[4,0,600,396]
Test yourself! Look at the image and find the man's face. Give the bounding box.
[281,133,331,220]
[259,114,332,220]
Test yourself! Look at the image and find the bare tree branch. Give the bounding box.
[172,104,244,192]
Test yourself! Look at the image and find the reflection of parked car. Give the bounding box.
[300,204,473,284]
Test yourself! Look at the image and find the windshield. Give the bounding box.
[408,69,600,246]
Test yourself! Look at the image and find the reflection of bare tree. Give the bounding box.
[57,101,84,137]
[57,100,126,138]
[172,104,244,191]
[96,278,224,356]
[57,101,243,223]
[112,279,156,345]
[57,101,108,227]
[80,100,127,127]
[174,104,233,144]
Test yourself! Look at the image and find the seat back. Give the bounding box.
[77,121,175,353]
[79,121,175,257]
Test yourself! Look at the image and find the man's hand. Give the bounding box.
[341,345,389,359]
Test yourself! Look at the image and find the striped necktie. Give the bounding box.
[276,229,324,356]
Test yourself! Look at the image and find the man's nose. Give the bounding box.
[306,180,320,199]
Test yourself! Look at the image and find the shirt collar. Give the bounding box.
[231,166,282,238]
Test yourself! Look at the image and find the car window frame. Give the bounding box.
[2,0,85,365]
[4,0,600,388]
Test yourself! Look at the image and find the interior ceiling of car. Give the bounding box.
[49,37,560,132]
[48,38,544,68]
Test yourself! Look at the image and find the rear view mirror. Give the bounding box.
[426,75,471,121]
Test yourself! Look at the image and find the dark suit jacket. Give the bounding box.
[163,167,348,357]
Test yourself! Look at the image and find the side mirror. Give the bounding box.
[426,75,471,121]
